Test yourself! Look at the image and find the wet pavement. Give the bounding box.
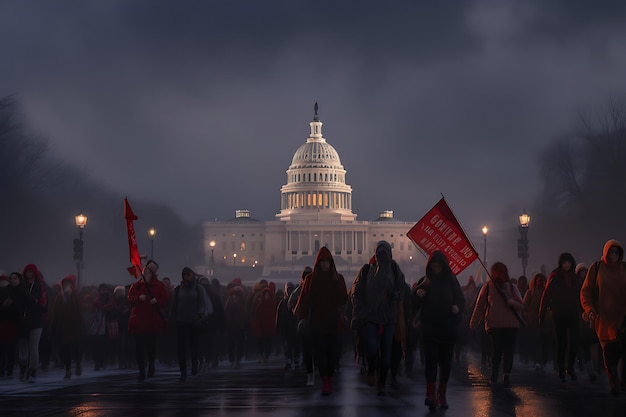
[1,352,625,416]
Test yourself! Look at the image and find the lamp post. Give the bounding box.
[482,225,488,265]
[233,253,237,277]
[518,211,531,277]
[148,227,156,260]
[74,213,88,288]
[209,240,216,277]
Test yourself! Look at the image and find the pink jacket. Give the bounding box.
[470,281,523,332]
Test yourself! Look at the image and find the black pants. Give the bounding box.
[61,342,81,372]
[553,315,579,374]
[422,340,454,383]
[489,328,518,374]
[227,328,244,364]
[177,323,200,375]
[0,341,16,375]
[135,334,157,375]
[312,331,338,378]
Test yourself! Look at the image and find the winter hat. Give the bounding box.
[145,260,159,275]
[113,286,126,297]
[575,263,588,275]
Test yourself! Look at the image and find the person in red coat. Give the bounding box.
[127,260,168,381]
[296,247,348,395]
[251,282,277,363]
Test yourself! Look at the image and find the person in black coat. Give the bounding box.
[413,251,465,411]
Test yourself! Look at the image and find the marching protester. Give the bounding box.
[250,279,276,363]
[352,241,406,395]
[276,282,298,370]
[0,272,24,377]
[91,283,118,371]
[170,267,207,382]
[575,263,599,381]
[470,262,524,387]
[112,285,132,369]
[522,273,550,373]
[224,278,247,368]
[127,260,168,381]
[290,266,313,384]
[51,275,84,379]
[580,240,626,395]
[295,246,348,395]
[539,253,581,383]
[18,264,48,382]
[412,251,465,411]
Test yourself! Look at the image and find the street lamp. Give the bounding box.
[209,240,216,277]
[482,225,488,265]
[148,227,156,260]
[74,213,88,288]
[518,211,531,277]
[233,253,237,277]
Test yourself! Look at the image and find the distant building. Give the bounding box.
[202,105,422,285]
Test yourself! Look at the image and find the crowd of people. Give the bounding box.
[1,239,626,411]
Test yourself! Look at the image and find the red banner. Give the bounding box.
[124,198,142,279]
[407,198,479,275]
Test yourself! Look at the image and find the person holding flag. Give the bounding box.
[128,260,168,381]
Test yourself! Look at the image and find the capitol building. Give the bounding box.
[202,105,422,285]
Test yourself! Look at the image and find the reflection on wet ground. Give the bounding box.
[1,352,625,416]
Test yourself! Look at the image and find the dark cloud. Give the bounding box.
[2,0,626,276]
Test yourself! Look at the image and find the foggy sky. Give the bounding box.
[2,1,626,273]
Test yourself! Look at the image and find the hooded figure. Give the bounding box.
[127,260,168,381]
[580,239,626,394]
[413,250,464,410]
[539,252,581,383]
[351,241,406,395]
[295,246,348,395]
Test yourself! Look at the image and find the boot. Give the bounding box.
[64,367,72,380]
[607,367,620,395]
[377,369,387,396]
[306,372,315,386]
[425,382,437,411]
[437,382,449,409]
[28,369,36,383]
[148,363,155,378]
[502,373,511,388]
[75,363,82,377]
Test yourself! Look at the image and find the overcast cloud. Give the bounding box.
[2,0,626,269]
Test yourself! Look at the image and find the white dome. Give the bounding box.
[291,140,342,167]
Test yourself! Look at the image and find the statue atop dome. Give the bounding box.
[313,102,319,121]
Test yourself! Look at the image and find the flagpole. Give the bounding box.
[440,195,526,327]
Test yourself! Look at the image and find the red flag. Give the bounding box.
[124,198,142,278]
[407,198,479,275]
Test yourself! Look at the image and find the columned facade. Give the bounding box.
[202,105,421,284]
